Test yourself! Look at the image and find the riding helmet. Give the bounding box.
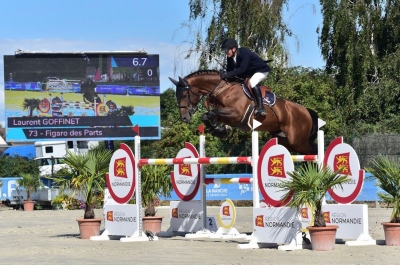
[221,38,238,50]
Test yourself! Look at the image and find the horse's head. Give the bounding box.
[170,70,222,123]
[169,76,200,123]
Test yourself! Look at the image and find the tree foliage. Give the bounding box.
[319,0,400,133]
[185,0,291,69]
[0,155,40,177]
[365,155,400,223]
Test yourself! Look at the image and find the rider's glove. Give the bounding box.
[220,71,228,80]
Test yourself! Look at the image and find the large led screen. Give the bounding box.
[4,52,160,141]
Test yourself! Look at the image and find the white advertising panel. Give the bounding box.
[322,204,368,240]
[169,201,203,232]
[104,204,138,236]
[253,207,301,244]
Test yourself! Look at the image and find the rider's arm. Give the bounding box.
[226,48,251,78]
[226,57,235,72]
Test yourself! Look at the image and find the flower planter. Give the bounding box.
[382,222,400,246]
[307,225,338,251]
[142,216,163,235]
[22,201,35,211]
[76,218,102,239]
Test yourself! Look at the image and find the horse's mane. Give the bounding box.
[184,70,220,79]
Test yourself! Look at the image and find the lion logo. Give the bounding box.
[334,152,351,175]
[268,154,285,178]
[270,167,283,175]
[270,157,282,167]
[114,157,127,178]
[178,157,192,177]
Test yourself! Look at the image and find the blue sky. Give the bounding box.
[0,0,323,127]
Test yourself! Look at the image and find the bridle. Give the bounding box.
[176,80,203,114]
[176,73,224,113]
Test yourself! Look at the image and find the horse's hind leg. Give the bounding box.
[275,134,317,155]
[290,138,318,155]
[274,137,296,153]
[307,140,318,155]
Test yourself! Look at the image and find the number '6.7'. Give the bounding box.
[132,58,147,66]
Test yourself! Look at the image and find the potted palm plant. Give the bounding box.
[279,163,349,251]
[17,173,43,211]
[365,155,400,246]
[50,149,112,239]
[140,164,172,234]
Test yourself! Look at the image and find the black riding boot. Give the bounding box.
[251,85,267,116]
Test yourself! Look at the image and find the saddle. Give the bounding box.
[245,79,271,97]
[243,79,276,106]
[204,79,276,111]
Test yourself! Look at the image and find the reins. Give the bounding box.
[177,70,223,112]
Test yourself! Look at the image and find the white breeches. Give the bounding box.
[249,72,269,88]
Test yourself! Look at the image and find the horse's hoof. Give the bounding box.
[200,113,209,122]
[225,125,232,134]
[220,125,232,139]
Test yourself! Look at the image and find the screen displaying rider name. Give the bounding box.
[4,52,161,141]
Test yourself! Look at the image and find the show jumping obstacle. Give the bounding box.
[141,120,326,241]
[113,120,325,241]
[97,118,373,248]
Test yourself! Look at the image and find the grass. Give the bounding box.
[5,90,160,111]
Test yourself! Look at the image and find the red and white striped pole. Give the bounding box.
[139,156,251,165]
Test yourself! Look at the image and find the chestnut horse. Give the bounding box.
[169,70,319,155]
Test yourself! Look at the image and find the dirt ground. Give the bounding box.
[0,205,399,265]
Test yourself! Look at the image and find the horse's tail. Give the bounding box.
[307,108,318,142]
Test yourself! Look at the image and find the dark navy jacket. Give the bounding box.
[226,47,270,78]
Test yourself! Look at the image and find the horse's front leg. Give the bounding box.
[201,112,216,133]
[201,111,232,139]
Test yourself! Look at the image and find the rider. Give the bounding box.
[220,38,270,116]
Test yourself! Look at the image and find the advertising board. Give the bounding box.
[4,52,160,141]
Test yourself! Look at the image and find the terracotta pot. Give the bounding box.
[382,222,400,246]
[23,201,35,211]
[142,216,163,235]
[307,225,338,251]
[76,218,102,239]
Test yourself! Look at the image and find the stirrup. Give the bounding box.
[255,107,267,116]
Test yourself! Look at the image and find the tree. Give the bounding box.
[22,98,40,117]
[0,155,39,177]
[318,0,400,133]
[159,88,179,123]
[179,0,292,70]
